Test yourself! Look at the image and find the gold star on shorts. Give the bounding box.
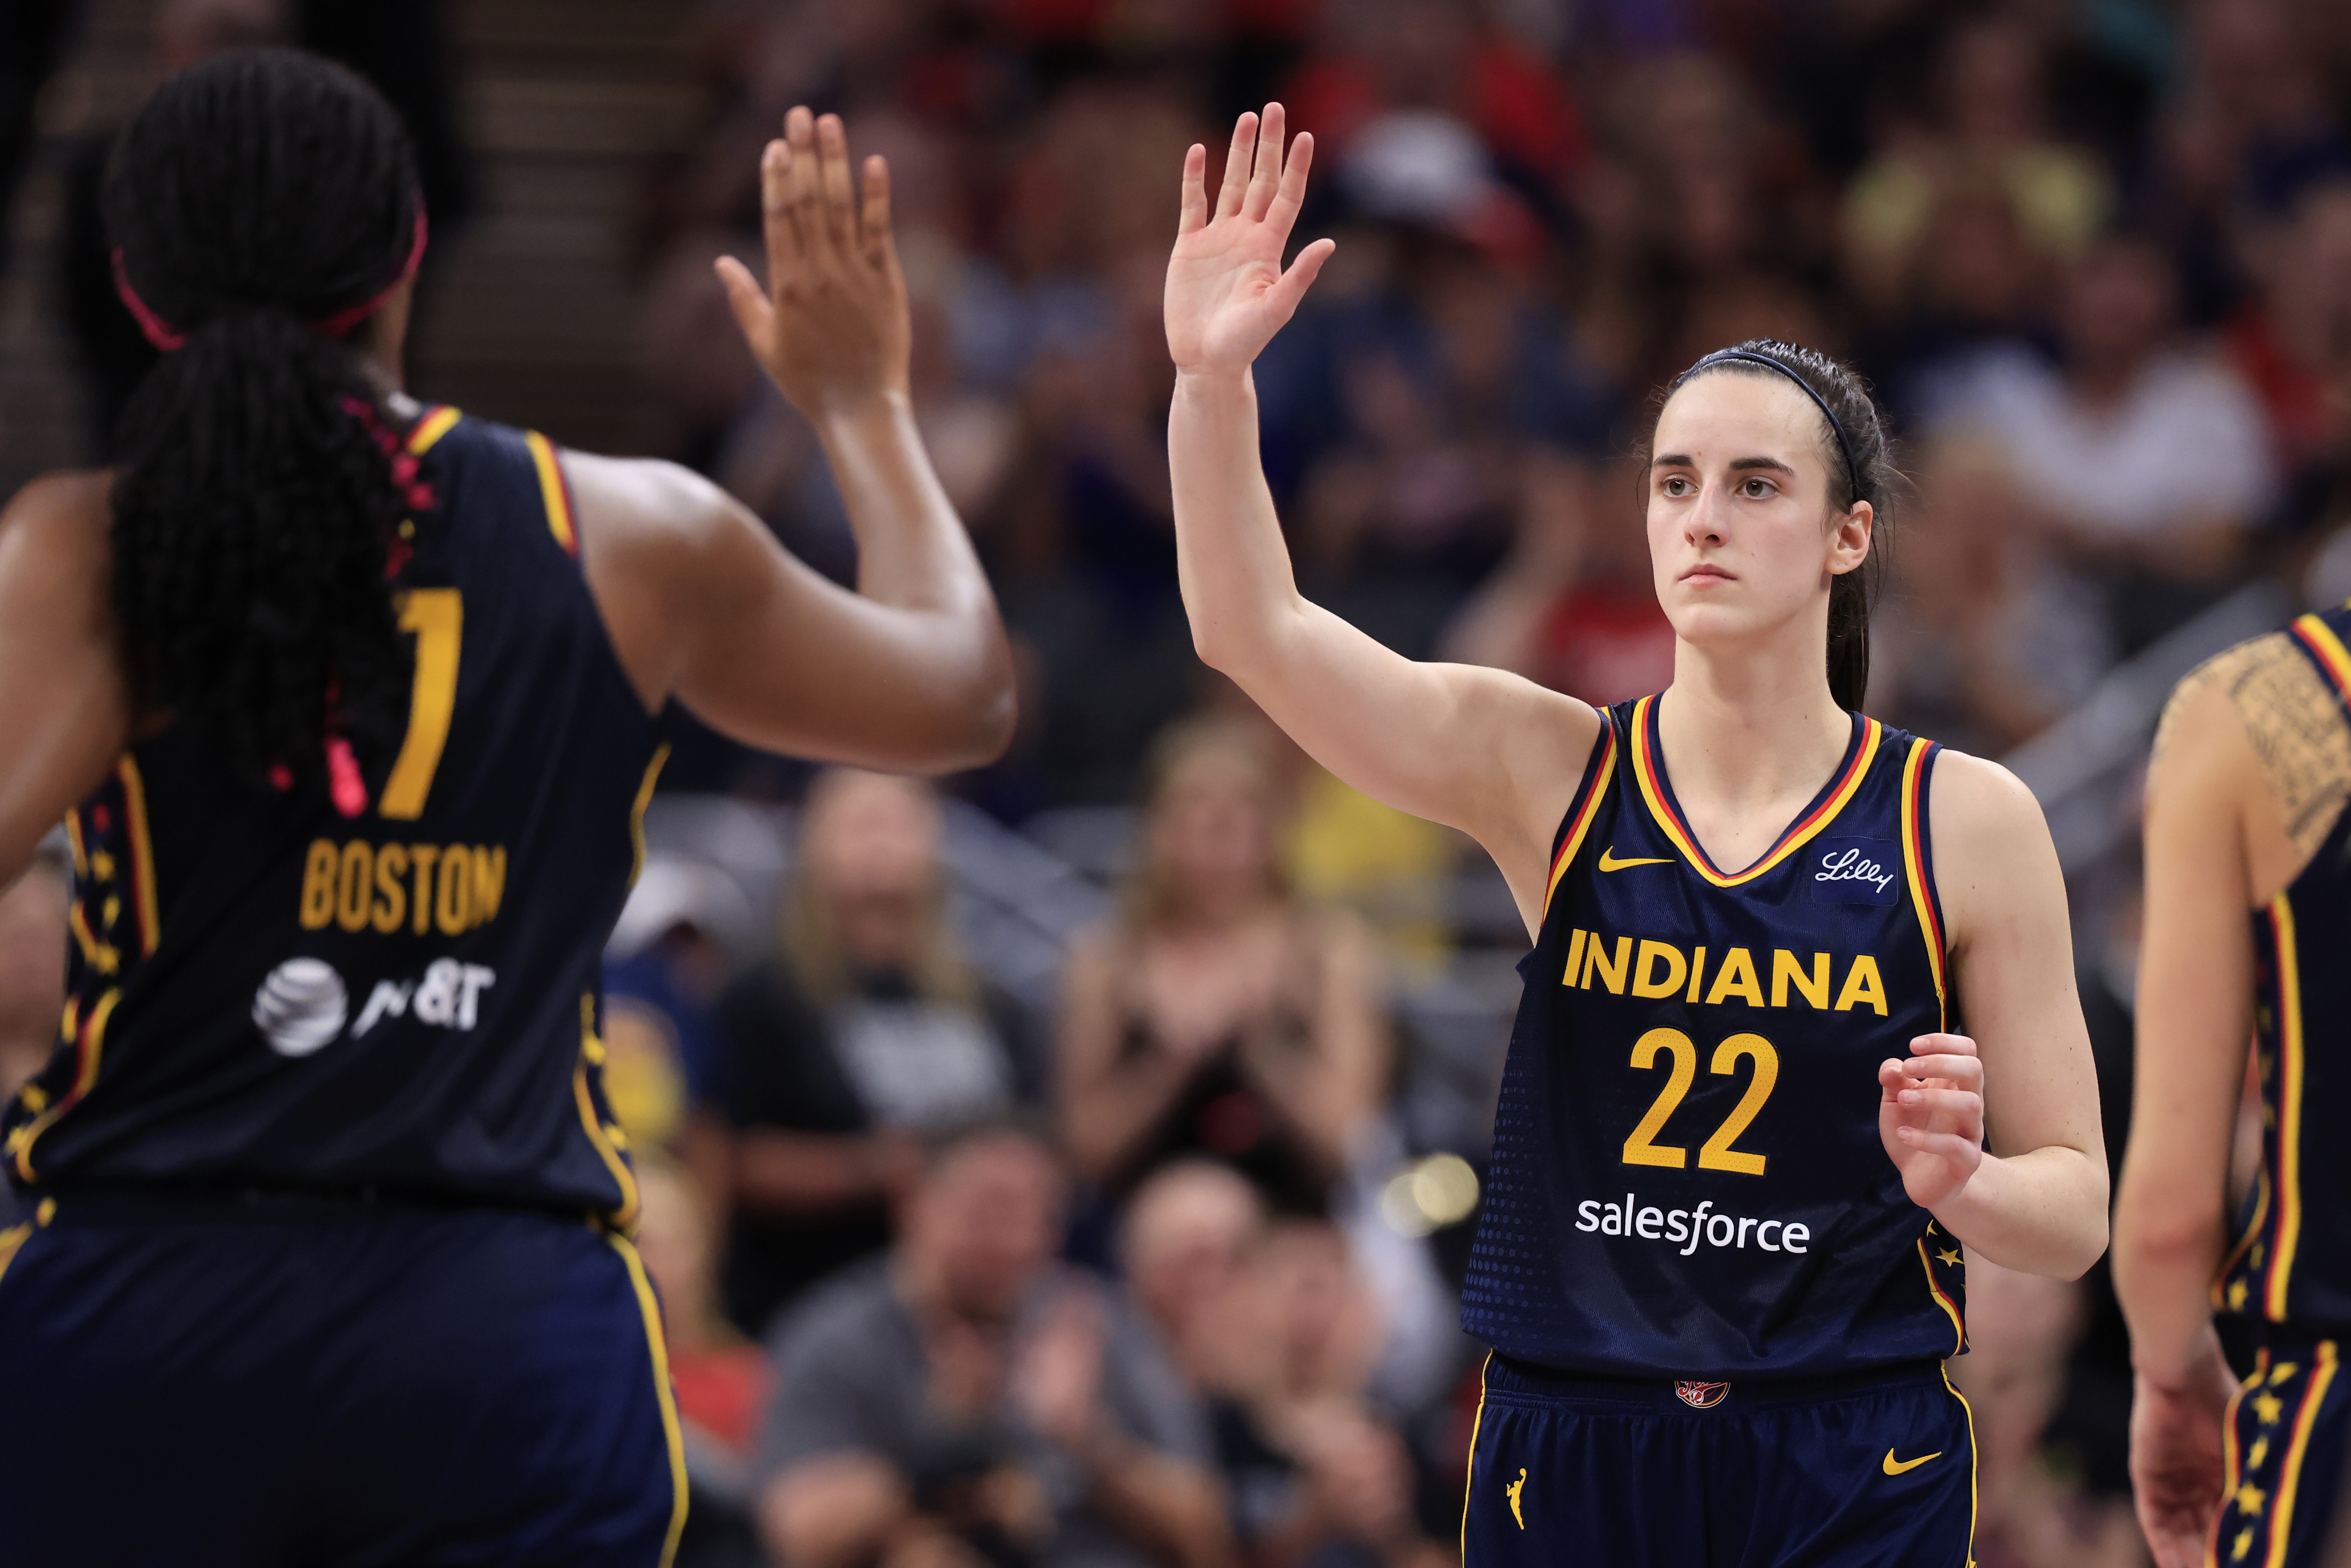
[2254,1391,2285,1427]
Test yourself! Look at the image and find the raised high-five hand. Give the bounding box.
[717,106,911,416]
[1165,103,1337,376]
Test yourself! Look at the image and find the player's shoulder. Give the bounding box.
[0,469,114,587]
[2160,628,2303,733]
[2,467,110,530]
[2151,626,2336,789]
[560,450,748,570]
[1921,746,2048,853]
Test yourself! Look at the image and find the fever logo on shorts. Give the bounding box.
[1675,1380,1730,1409]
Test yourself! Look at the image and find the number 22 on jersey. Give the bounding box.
[1622,1028,1779,1175]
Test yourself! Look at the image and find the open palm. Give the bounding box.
[1166,103,1337,375]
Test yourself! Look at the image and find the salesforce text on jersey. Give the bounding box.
[1574,1191,1811,1255]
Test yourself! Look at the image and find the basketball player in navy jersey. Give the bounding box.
[1163,106,2109,1563]
[0,51,1010,1566]
[2117,604,2351,1567]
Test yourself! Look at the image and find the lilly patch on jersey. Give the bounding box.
[1808,838,1901,905]
[1675,1380,1730,1409]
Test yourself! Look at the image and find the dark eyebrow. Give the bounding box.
[1649,454,1800,476]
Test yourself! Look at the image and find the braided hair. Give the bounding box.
[105,47,425,795]
[1661,340,1897,713]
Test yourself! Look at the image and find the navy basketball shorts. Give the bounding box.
[1461,1353,1976,1568]
[0,1190,685,1568]
[2213,1329,2350,1568]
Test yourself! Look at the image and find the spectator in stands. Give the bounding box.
[758,1119,1227,1568]
[712,769,1044,1336]
[2221,176,2351,534]
[1126,1165,1452,1568]
[1058,721,1389,1218]
[1921,230,2278,652]
[1842,14,2111,318]
[1123,1161,1267,1393]
[0,845,68,1229]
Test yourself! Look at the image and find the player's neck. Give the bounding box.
[1658,636,1852,824]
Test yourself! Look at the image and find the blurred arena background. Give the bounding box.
[7,2,2351,1565]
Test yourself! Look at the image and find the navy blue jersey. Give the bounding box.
[1,407,668,1224]
[1461,694,1964,1378]
[2218,604,2351,1334]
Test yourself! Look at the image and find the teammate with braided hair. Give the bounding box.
[0,48,1010,1564]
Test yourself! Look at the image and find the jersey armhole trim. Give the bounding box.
[524,430,581,558]
[1541,719,1619,919]
[1899,739,1947,1026]
[407,404,462,456]
[2289,613,2351,709]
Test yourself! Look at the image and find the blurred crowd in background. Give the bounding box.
[10,0,2351,1565]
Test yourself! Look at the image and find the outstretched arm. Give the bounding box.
[1166,106,1596,931]
[1872,752,2107,1279]
[581,108,1014,774]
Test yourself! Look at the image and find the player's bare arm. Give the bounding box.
[1877,750,2107,1280]
[1165,105,1599,931]
[2115,675,2275,1567]
[577,107,1014,773]
[0,474,133,885]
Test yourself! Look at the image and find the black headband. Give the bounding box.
[1686,349,1863,507]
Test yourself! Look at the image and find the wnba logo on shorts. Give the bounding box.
[1675,1380,1730,1409]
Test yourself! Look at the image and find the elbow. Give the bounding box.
[2054,1212,2111,1283]
[944,678,1019,773]
[2113,1194,2226,1283]
[902,645,1019,776]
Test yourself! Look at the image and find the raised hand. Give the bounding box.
[1165,103,1337,376]
[716,107,911,417]
[1877,1033,1985,1209]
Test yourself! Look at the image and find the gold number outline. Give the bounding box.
[378,588,462,821]
[1621,1028,1781,1177]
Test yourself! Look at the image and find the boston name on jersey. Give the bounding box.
[1461,694,1966,1379]
[3,407,668,1225]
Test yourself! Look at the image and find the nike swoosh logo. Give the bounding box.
[1882,1448,1942,1476]
[1597,847,1674,872]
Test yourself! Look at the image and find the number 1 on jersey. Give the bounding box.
[1622,1027,1779,1175]
[380,589,462,821]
